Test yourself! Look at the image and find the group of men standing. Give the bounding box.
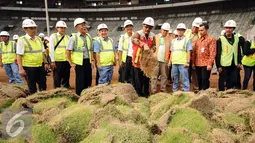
[0,16,254,97]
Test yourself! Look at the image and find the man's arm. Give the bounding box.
[93,40,101,69]
[216,39,222,68]
[66,37,75,65]
[208,37,217,66]
[118,35,124,67]
[243,41,255,55]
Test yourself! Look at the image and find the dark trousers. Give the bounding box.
[24,66,46,94]
[218,66,238,91]
[118,63,125,83]
[235,68,242,89]
[168,66,172,81]
[133,67,150,97]
[75,59,92,95]
[96,68,99,85]
[243,65,255,90]
[124,56,133,84]
[196,66,211,90]
[53,61,70,88]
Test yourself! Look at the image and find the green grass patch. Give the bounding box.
[159,128,193,143]
[32,123,56,143]
[33,97,75,114]
[168,107,210,137]
[47,104,96,143]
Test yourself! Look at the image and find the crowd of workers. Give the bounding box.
[0,17,254,97]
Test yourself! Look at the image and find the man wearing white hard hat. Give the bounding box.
[216,20,242,91]
[151,23,171,94]
[0,31,23,84]
[169,23,192,92]
[13,34,19,42]
[66,18,93,95]
[132,17,155,97]
[49,20,71,88]
[118,20,134,84]
[93,23,116,85]
[16,19,48,94]
[188,17,202,92]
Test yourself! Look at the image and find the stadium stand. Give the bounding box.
[0,0,255,43]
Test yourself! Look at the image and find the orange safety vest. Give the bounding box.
[155,33,170,62]
[132,30,155,68]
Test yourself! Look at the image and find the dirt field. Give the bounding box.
[0,66,253,91]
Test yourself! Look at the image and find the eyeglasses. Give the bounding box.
[27,27,37,30]
[144,25,153,30]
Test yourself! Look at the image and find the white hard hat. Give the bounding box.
[221,30,225,36]
[56,20,67,28]
[161,23,171,31]
[97,23,108,30]
[176,23,187,30]
[22,19,37,28]
[38,33,45,38]
[124,20,133,28]
[0,31,10,36]
[13,34,19,40]
[192,17,203,27]
[143,17,154,27]
[173,30,178,35]
[224,20,236,28]
[74,18,85,28]
[169,29,173,33]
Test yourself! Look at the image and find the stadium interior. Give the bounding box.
[0,0,255,43]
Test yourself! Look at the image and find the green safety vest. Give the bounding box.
[0,41,16,64]
[71,33,92,65]
[120,33,130,63]
[242,40,255,66]
[220,35,239,66]
[53,33,69,62]
[171,37,188,64]
[20,36,43,67]
[98,37,115,66]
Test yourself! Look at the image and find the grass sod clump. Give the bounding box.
[33,97,75,114]
[32,123,57,143]
[159,128,194,143]
[150,93,192,120]
[103,120,152,143]
[168,107,210,138]
[80,129,113,143]
[47,104,96,143]
[0,138,26,143]
[0,98,15,112]
[132,97,150,118]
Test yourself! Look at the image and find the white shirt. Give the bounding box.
[118,32,133,57]
[16,34,45,55]
[49,32,67,62]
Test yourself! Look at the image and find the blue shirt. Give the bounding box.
[93,37,115,53]
[170,36,192,52]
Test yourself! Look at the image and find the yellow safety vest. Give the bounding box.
[98,37,115,66]
[242,40,255,66]
[53,33,69,62]
[220,35,239,66]
[71,33,92,65]
[171,37,188,64]
[120,33,130,63]
[0,41,16,64]
[20,36,43,67]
